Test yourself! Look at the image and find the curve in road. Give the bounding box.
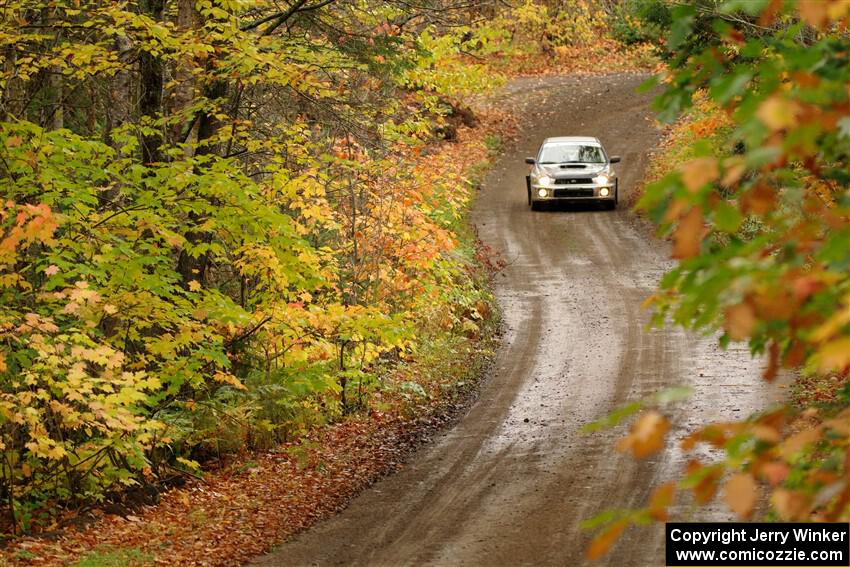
[251,73,780,567]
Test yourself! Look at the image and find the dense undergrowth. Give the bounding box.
[1,0,505,536]
[0,93,510,567]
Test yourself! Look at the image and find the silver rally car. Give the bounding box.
[525,136,620,210]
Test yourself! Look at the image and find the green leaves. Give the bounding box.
[623,0,850,548]
[667,4,695,51]
[0,0,503,532]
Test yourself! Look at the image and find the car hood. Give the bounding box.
[537,163,607,177]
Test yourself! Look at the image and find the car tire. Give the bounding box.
[608,181,619,210]
[531,201,541,211]
[526,176,532,206]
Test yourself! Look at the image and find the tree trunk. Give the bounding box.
[176,79,227,286]
[1,46,27,120]
[168,0,199,149]
[42,8,64,130]
[105,35,133,150]
[138,0,164,163]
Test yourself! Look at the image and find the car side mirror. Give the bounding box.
[609,156,621,164]
[525,157,536,165]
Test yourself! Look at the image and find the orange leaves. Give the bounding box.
[688,115,730,138]
[720,156,747,188]
[0,202,59,266]
[763,341,781,381]
[671,206,704,259]
[686,460,723,505]
[680,157,719,193]
[621,0,850,541]
[617,411,669,459]
[779,426,822,461]
[740,181,776,215]
[586,520,629,561]
[815,338,850,374]
[757,95,801,131]
[212,371,247,390]
[724,302,758,340]
[724,473,757,519]
[758,461,791,487]
[771,489,812,520]
[796,0,850,29]
[676,409,834,522]
[648,482,676,521]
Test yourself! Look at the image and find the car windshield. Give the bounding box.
[538,143,605,164]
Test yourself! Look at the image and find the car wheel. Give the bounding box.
[608,181,618,210]
[526,176,532,206]
[531,201,541,211]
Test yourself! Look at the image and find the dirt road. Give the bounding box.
[251,73,780,566]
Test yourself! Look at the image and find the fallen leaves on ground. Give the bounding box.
[484,38,658,78]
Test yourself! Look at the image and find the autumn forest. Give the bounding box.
[1,0,849,565]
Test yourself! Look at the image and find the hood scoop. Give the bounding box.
[559,164,587,169]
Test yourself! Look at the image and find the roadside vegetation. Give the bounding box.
[1,0,505,542]
[587,0,850,557]
[0,0,658,563]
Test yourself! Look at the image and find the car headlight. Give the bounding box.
[599,187,610,197]
[537,188,548,198]
[534,175,554,187]
[593,174,610,185]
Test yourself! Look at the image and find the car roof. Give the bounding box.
[542,136,600,145]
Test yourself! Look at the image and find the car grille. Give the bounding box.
[554,177,593,185]
[553,188,595,198]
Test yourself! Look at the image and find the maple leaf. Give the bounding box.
[771,489,811,521]
[680,157,718,193]
[188,280,202,292]
[723,302,757,340]
[586,520,628,560]
[815,338,850,373]
[796,0,831,28]
[617,411,669,459]
[47,445,67,460]
[648,482,675,521]
[779,427,821,461]
[759,461,790,487]
[686,460,722,505]
[723,473,757,519]
[763,341,780,381]
[213,371,247,390]
[741,182,776,215]
[720,157,746,187]
[757,96,800,131]
[671,207,704,259]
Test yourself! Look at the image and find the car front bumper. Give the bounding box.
[531,182,616,202]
